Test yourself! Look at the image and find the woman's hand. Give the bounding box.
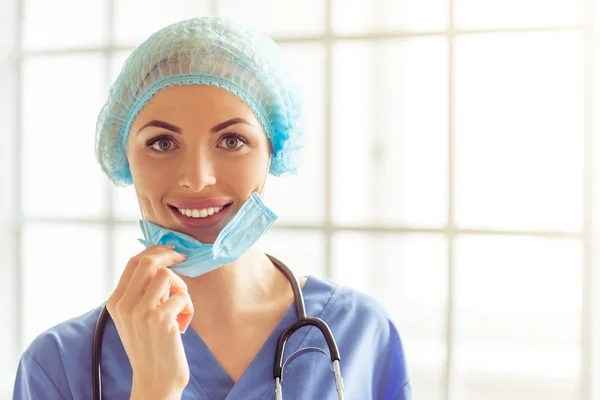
[106,245,193,400]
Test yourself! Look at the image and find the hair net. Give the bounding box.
[95,17,306,187]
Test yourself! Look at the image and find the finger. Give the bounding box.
[177,312,194,333]
[108,245,174,316]
[121,250,187,307]
[160,292,194,333]
[112,245,174,300]
[142,267,188,308]
[177,310,194,334]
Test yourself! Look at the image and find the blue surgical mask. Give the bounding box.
[137,191,277,277]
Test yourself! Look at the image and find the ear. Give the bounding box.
[268,139,275,154]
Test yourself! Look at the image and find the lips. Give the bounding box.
[175,205,226,219]
[168,198,233,210]
[169,202,233,229]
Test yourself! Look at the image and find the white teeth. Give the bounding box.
[178,206,225,219]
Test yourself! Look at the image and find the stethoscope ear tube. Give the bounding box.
[92,305,110,400]
[273,317,341,379]
[273,319,344,400]
[268,254,343,399]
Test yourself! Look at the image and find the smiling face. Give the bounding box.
[126,84,271,244]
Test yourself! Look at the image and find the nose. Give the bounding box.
[178,151,217,192]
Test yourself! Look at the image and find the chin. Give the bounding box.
[188,231,220,244]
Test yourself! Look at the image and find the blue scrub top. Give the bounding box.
[13,276,412,399]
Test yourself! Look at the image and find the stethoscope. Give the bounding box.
[92,254,345,400]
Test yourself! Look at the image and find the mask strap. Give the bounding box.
[139,205,151,243]
[133,183,151,243]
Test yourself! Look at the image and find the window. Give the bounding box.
[2,0,598,399]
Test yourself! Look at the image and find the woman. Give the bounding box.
[13,17,411,400]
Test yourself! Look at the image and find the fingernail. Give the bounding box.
[181,253,188,259]
[165,245,175,249]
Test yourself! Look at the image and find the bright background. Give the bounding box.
[1,0,600,399]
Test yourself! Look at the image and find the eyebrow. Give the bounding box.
[137,120,182,135]
[137,118,254,136]
[210,118,254,133]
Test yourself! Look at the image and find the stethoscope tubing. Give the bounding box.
[92,255,344,400]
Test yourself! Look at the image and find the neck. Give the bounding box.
[181,246,288,326]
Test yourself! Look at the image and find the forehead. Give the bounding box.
[132,85,260,129]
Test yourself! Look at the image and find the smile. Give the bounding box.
[168,202,233,228]
[176,206,226,219]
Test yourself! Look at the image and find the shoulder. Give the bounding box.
[307,276,398,338]
[16,305,104,398]
[24,304,103,364]
[305,276,412,398]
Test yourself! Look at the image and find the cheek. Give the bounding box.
[127,149,173,201]
[128,150,153,185]
[128,142,175,179]
[217,151,270,189]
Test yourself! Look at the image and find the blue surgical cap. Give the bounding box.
[95,17,306,187]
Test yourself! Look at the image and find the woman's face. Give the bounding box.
[127,85,271,244]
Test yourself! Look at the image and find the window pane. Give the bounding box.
[455,32,584,232]
[1,6,18,395]
[455,235,580,400]
[218,0,324,36]
[21,224,107,348]
[22,55,107,219]
[455,0,583,29]
[23,0,106,50]
[258,229,325,278]
[113,224,145,289]
[114,185,141,221]
[114,0,211,46]
[110,50,131,83]
[332,38,448,228]
[332,232,447,400]
[333,0,448,34]
[265,44,325,225]
[0,232,17,399]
